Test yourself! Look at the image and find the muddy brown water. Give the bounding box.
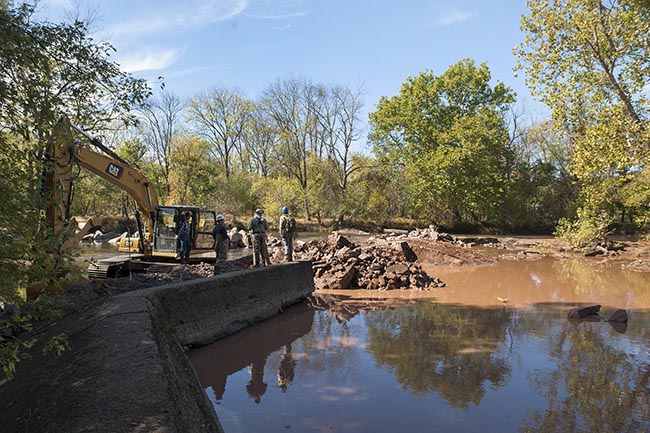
[189,254,650,433]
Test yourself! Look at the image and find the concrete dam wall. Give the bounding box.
[0,262,315,433]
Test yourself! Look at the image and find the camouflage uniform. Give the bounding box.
[248,212,270,267]
[279,213,295,262]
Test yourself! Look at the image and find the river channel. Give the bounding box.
[189,254,650,433]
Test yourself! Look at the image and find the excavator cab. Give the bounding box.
[152,206,216,258]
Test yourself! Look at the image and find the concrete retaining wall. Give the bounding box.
[151,263,315,347]
[0,261,315,433]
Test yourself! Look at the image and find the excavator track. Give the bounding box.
[87,254,146,280]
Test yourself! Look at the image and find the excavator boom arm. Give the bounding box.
[45,117,158,253]
[72,145,158,231]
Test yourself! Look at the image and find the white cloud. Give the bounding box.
[165,64,230,78]
[117,48,183,72]
[96,0,309,39]
[245,0,309,20]
[103,0,249,38]
[432,10,473,28]
[246,11,308,20]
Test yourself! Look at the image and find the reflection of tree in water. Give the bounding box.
[522,321,650,433]
[364,302,512,409]
[555,259,650,304]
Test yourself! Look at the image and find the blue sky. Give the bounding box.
[39,0,541,149]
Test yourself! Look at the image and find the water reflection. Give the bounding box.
[364,303,512,408]
[277,344,297,391]
[189,260,650,433]
[188,302,313,403]
[522,311,650,433]
[245,355,268,403]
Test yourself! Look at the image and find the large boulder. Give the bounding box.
[608,309,628,323]
[93,231,121,243]
[567,304,601,320]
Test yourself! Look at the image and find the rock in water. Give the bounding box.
[567,304,601,319]
[608,309,628,323]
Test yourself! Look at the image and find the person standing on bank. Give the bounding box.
[178,212,192,264]
[279,206,296,262]
[248,208,270,267]
[212,214,229,275]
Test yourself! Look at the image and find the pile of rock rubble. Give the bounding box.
[380,225,502,247]
[292,234,445,291]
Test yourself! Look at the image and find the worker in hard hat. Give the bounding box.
[248,208,270,267]
[212,214,229,275]
[279,206,297,262]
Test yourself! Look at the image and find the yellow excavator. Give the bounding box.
[44,116,217,279]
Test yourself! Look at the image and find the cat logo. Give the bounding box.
[106,163,123,179]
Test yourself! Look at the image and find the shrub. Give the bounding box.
[555,208,612,248]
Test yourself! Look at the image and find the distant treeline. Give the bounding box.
[1,0,649,303]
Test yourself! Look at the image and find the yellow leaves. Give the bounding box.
[571,103,644,181]
[519,0,650,236]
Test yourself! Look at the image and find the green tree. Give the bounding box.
[0,3,150,146]
[0,2,149,376]
[306,156,340,225]
[342,157,408,227]
[242,109,280,177]
[516,0,650,241]
[505,120,579,231]
[0,2,149,296]
[312,83,366,225]
[260,77,316,219]
[369,59,515,227]
[167,135,214,206]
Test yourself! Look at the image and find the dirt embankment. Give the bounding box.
[67,228,650,307]
[7,228,649,355]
